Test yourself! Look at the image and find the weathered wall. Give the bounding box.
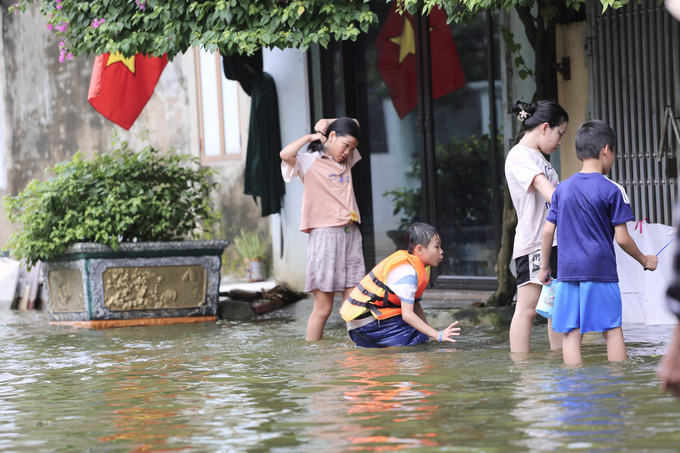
[556,21,589,179]
[0,4,192,249]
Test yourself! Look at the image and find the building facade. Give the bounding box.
[1,1,678,293]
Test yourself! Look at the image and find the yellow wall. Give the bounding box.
[556,21,589,179]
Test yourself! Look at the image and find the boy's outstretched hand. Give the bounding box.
[440,321,461,343]
[538,267,552,285]
[643,254,659,271]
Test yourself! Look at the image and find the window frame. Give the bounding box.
[194,48,243,163]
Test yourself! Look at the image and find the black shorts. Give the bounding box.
[515,246,558,287]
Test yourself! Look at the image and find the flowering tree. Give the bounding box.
[12,0,626,66]
[10,0,380,61]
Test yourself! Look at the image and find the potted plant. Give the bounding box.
[232,229,267,282]
[3,132,228,327]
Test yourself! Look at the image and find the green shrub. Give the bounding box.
[232,229,267,261]
[3,133,220,267]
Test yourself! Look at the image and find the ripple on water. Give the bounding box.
[0,310,679,452]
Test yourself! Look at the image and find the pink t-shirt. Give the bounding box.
[281,150,362,233]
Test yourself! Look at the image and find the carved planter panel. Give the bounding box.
[43,240,229,327]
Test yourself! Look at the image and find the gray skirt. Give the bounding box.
[305,224,366,293]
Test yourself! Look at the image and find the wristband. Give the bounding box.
[438,331,443,343]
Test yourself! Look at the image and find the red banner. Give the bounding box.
[88,52,168,130]
[374,4,465,119]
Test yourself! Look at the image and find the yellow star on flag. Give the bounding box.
[106,52,136,73]
[389,17,416,64]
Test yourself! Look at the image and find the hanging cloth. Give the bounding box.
[223,53,285,217]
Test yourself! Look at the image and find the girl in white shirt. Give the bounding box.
[505,100,569,353]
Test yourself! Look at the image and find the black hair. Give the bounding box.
[511,100,569,132]
[308,117,361,152]
[575,120,617,161]
[406,222,439,254]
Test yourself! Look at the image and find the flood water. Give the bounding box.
[1,301,680,452]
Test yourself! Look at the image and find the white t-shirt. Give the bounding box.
[505,144,558,260]
[385,263,418,304]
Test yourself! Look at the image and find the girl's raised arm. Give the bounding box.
[280,132,325,168]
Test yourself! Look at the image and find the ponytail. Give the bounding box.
[511,100,568,132]
[308,117,361,152]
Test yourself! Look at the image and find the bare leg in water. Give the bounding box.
[510,283,563,352]
[306,287,354,341]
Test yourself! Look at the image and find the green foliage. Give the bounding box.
[396,0,635,23]
[383,133,503,231]
[10,0,378,61]
[499,25,534,82]
[8,0,640,61]
[3,132,220,267]
[232,229,266,261]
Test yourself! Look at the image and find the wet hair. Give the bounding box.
[511,100,569,132]
[406,223,440,254]
[575,120,617,161]
[308,117,361,152]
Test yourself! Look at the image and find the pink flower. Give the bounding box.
[99,19,105,24]
[56,4,63,9]
[66,53,73,60]
[47,23,53,30]
[91,19,99,28]
[58,42,65,47]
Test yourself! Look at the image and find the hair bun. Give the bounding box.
[511,100,534,122]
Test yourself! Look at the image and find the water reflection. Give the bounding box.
[338,352,440,451]
[508,324,680,452]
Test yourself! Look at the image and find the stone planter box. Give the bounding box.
[43,240,229,328]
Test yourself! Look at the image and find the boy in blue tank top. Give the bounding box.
[538,120,659,364]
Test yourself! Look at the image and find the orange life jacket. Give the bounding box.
[339,250,430,322]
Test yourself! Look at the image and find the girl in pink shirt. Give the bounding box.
[280,118,365,341]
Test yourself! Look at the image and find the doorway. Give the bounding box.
[308,7,504,289]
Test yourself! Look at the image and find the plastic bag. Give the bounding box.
[536,279,557,319]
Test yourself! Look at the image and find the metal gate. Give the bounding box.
[587,0,680,225]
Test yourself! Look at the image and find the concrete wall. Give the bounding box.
[265,48,310,291]
[556,21,589,179]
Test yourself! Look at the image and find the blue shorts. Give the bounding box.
[552,281,622,334]
[348,315,430,348]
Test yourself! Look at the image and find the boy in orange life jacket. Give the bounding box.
[339,223,461,347]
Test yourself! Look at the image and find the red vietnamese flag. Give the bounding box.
[88,52,168,130]
[374,4,465,119]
